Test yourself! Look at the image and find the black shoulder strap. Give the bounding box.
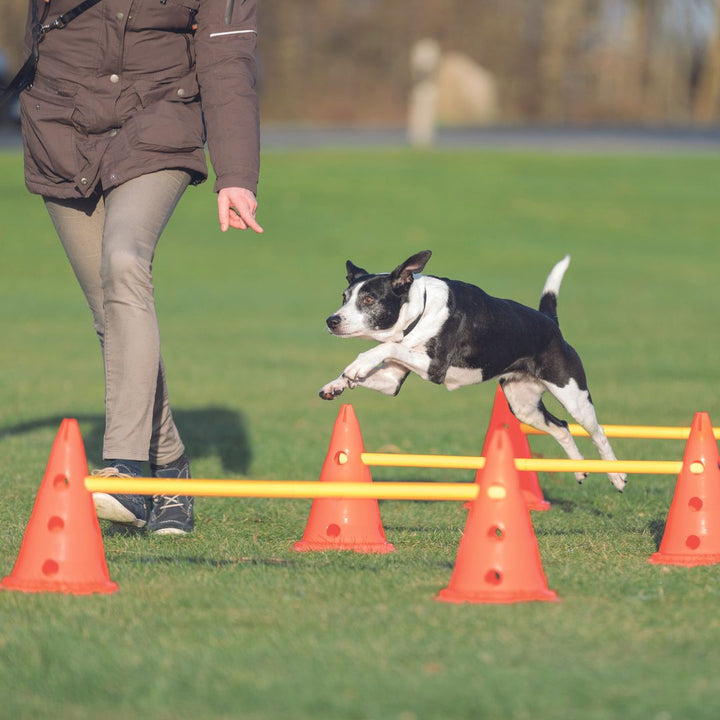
[0,0,105,107]
[42,0,105,31]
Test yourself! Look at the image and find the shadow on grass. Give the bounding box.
[105,548,415,570]
[542,493,613,518]
[106,552,295,567]
[648,518,667,550]
[0,406,252,474]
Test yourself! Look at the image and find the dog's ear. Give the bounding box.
[390,250,432,293]
[346,260,369,285]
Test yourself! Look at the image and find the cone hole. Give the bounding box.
[485,569,503,586]
[690,461,705,475]
[487,485,507,500]
[686,535,701,550]
[47,516,64,532]
[53,474,69,490]
[488,525,504,541]
[42,559,59,576]
[326,524,341,538]
[688,497,703,512]
[334,452,349,466]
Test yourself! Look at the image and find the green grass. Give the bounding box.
[1,147,720,719]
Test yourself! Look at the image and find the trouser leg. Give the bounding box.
[100,169,190,462]
[43,169,191,464]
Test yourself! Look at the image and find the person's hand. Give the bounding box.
[218,187,263,233]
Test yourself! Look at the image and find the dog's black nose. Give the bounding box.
[326,315,342,330]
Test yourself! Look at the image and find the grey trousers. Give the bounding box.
[44,169,191,464]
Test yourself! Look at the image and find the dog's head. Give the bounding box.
[326,250,432,340]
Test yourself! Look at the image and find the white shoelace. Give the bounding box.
[153,495,184,511]
[91,467,134,479]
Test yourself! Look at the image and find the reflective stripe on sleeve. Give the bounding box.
[209,29,258,38]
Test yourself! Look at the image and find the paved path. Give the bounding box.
[260,125,720,153]
[3,123,719,152]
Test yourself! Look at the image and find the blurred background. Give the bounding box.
[2,0,720,135]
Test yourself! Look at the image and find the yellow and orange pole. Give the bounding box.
[85,478,479,501]
[519,423,720,440]
[86,452,695,500]
[361,453,684,475]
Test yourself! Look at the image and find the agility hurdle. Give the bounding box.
[85,455,695,499]
[12,409,720,602]
[85,418,707,501]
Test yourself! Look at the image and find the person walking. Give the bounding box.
[16,0,263,534]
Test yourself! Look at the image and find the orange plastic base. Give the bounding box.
[649,551,720,567]
[1,575,118,595]
[437,586,558,604]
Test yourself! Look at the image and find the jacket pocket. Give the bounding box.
[134,71,200,109]
[143,0,200,32]
[165,0,201,9]
[20,82,80,183]
[129,99,205,153]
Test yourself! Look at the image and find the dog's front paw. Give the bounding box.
[319,376,351,400]
[343,352,385,383]
[610,473,627,493]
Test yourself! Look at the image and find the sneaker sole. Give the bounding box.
[150,526,192,536]
[93,493,147,527]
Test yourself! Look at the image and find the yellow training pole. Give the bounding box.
[84,478,480,502]
[363,453,485,470]
[86,456,686,500]
[361,453,683,475]
[520,423,720,440]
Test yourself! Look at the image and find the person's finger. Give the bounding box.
[218,193,231,232]
[231,204,264,233]
[229,206,249,230]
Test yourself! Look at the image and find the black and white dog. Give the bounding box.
[319,251,626,491]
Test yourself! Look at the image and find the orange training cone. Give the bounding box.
[438,424,559,603]
[1,419,119,595]
[649,412,720,566]
[294,404,394,553]
[470,384,550,511]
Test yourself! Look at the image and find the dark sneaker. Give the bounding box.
[148,495,194,535]
[92,464,147,528]
[147,453,194,535]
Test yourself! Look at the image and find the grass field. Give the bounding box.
[1,146,720,720]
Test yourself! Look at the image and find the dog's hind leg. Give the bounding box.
[500,378,589,483]
[543,378,627,492]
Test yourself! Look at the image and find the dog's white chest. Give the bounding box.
[443,366,485,391]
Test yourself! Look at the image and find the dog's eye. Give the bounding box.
[361,295,375,306]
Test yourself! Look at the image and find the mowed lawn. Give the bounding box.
[1,147,719,720]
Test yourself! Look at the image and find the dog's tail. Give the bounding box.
[538,255,571,326]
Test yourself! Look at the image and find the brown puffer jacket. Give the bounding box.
[20,0,259,199]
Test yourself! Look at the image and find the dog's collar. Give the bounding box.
[403,289,427,337]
